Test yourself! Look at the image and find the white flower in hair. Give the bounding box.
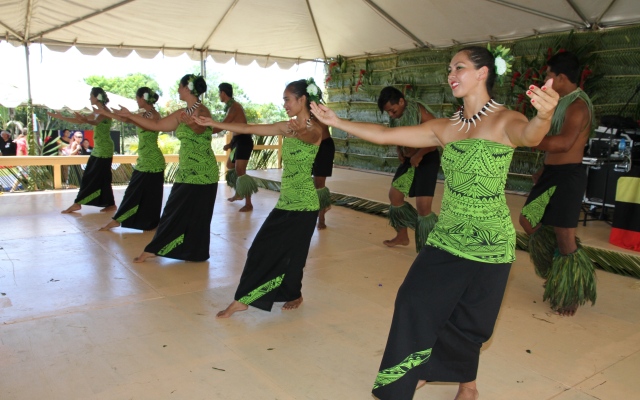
[307,83,319,96]
[188,81,194,91]
[495,56,508,76]
[143,93,149,101]
[97,93,103,101]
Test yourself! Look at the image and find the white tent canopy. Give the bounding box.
[1,0,639,67]
[0,81,138,112]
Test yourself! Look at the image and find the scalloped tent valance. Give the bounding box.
[1,0,639,66]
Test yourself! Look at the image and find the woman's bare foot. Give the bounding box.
[227,195,242,202]
[282,297,303,310]
[133,251,156,263]
[555,304,578,317]
[100,205,118,212]
[239,205,253,212]
[317,207,329,230]
[383,236,410,247]
[99,220,121,231]
[454,383,479,400]
[61,203,81,213]
[216,301,248,318]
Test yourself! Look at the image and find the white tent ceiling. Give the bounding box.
[1,0,639,68]
[0,81,138,112]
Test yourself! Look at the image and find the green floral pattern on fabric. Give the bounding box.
[174,123,219,185]
[115,205,138,223]
[522,186,557,227]
[78,189,101,205]
[135,129,165,173]
[238,274,285,305]
[373,348,432,390]
[392,166,415,196]
[427,139,516,263]
[275,137,320,211]
[158,234,184,256]
[91,119,114,158]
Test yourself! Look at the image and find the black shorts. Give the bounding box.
[231,134,254,161]
[312,137,335,177]
[411,150,440,197]
[523,163,587,228]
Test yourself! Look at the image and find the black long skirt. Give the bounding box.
[112,170,164,230]
[74,156,115,207]
[144,182,217,261]
[372,246,511,400]
[234,208,318,311]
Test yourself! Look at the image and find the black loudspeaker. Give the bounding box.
[585,163,627,206]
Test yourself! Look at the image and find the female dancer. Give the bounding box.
[111,75,218,262]
[310,46,559,400]
[48,87,117,213]
[312,120,335,230]
[97,87,165,231]
[194,78,325,318]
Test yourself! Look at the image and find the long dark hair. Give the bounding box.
[179,74,207,97]
[285,79,324,111]
[458,46,496,97]
[136,87,160,105]
[91,87,109,105]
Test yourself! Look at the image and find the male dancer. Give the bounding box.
[377,86,439,252]
[519,51,596,316]
[217,83,257,212]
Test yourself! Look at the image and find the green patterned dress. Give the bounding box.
[373,139,515,399]
[233,137,320,311]
[143,123,219,261]
[112,127,166,230]
[74,118,116,207]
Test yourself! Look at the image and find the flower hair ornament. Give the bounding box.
[187,75,202,96]
[96,93,106,104]
[487,44,514,84]
[306,77,322,104]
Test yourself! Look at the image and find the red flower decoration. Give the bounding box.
[355,69,367,92]
[511,72,521,88]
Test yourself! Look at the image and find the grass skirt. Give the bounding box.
[144,182,217,261]
[113,170,164,230]
[388,202,418,230]
[415,212,438,252]
[316,186,331,210]
[225,169,237,189]
[235,174,258,198]
[544,245,597,311]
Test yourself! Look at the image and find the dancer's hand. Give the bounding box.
[310,102,340,127]
[410,153,423,167]
[526,79,559,121]
[113,106,132,118]
[193,115,215,126]
[286,117,306,133]
[74,112,89,123]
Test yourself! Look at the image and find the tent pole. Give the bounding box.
[23,42,36,155]
[200,51,206,79]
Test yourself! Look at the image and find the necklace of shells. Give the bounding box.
[450,99,502,133]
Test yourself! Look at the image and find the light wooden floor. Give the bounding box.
[1,167,638,400]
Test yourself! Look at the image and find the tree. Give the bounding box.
[84,73,161,99]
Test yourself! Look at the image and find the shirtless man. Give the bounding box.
[216,83,257,212]
[377,86,439,252]
[519,51,596,316]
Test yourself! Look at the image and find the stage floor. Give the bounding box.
[0,167,639,399]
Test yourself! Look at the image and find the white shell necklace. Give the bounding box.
[450,99,502,133]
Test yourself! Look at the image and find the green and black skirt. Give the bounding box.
[372,246,511,399]
[144,182,217,261]
[112,170,164,230]
[233,208,318,311]
[74,155,115,208]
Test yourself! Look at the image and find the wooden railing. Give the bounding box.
[0,136,282,190]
